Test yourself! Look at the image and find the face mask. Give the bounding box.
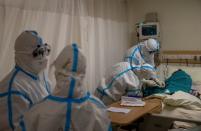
[30,57,48,74]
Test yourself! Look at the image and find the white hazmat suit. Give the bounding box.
[95,62,158,105]
[20,43,112,131]
[0,31,52,131]
[124,38,160,67]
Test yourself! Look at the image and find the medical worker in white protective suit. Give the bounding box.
[95,62,165,105]
[19,43,112,131]
[0,31,52,131]
[124,38,160,67]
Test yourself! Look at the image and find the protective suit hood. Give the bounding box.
[143,38,159,52]
[15,31,48,75]
[54,44,86,98]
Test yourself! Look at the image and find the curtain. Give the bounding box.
[0,0,129,92]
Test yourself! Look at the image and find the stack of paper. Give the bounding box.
[120,96,145,107]
[107,107,131,114]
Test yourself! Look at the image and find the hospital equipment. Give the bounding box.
[138,22,160,40]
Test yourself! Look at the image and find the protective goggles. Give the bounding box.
[16,43,51,58]
[32,43,51,58]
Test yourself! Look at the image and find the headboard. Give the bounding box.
[160,50,201,65]
[156,50,201,83]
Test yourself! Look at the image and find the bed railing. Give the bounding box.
[159,50,201,66]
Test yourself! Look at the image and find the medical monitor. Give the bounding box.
[139,22,160,40]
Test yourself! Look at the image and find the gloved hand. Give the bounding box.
[153,78,165,88]
[141,79,158,87]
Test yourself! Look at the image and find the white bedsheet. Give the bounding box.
[147,91,201,123]
[153,104,201,123]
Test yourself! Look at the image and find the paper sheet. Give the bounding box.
[121,96,145,107]
[107,107,131,114]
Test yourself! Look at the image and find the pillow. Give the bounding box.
[164,91,201,110]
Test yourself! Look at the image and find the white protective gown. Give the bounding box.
[95,62,157,106]
[20,43,111,131]
[124,38,160,67]
[0,31,52,131]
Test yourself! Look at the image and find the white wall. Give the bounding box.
[127,0,201,50]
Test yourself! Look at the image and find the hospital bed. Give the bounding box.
[139,50,201,131]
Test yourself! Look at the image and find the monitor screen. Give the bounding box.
[142,25,157,36]
[139,22,159,40]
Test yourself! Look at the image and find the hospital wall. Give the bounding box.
[127,0,201,51]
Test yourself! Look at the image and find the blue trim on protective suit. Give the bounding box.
[0,66,37,130]
[0,92,8,97]
[105,68,132,91]
[64,43,79,131]
[47,92,90,103]
[130,47,140,65]
[65,102,72,131]
[19,116,26,131]
[15,66,38,80]
[47,92,90,131]
[96,64,154,98]
[108,123,113,131]
[141,65,156,71]
[65,77,75,131]
[43,72,50,94]
[47,43,109,131]
[138,46,145,61]
[68,78,76,98]
[27,30,43,45]
[103,65,141,91]
[0,91,33,108]
[11,90,33,107]
[96,87,109,99]
[16,66,50,94]
[71,43,78,72]
[96,67,136,98]
[8,69,19,130]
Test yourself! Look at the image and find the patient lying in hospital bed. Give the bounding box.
[141,65,201,131]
